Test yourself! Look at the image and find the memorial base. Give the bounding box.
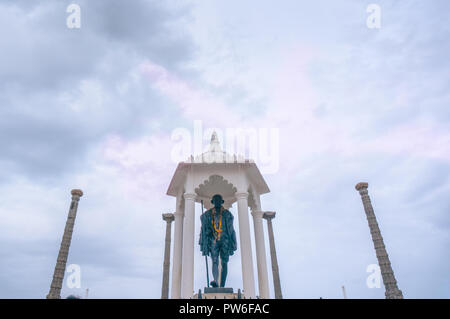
[193,288,244,299]
[204,287,233,294]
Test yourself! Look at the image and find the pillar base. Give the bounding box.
[204,287,233,294]
[193,288,245,299]
[386,289,404,299]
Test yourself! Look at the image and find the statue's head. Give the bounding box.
[211,194,224,209]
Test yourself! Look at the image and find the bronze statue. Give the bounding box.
[199,194,237,287]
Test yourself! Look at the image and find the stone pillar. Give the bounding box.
[263,212,282,299]
[355,182,403,299]
[46,189,83,299]
[235,191,256,298]
[251,210,270,299]
[181,192,196,298]
[161,213,174,299]
[171,197,184,299]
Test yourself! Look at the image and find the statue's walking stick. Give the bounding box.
[205,257,210,288]
[201,200,210,288]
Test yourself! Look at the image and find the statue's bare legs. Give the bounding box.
[211,255,228,287]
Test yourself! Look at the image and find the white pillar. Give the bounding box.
[171,195,184,299]
[181,192,196,298]
[235,191,256,298]
[251,210,270,299]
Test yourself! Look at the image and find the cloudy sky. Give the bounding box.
[0,0,449,298]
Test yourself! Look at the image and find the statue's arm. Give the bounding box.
[199,213,205,245]
[199,212,210,256]
[226,211,237,252]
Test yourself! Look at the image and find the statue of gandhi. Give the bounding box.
[199,194,237,288]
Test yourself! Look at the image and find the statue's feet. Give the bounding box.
[210,281,218,288]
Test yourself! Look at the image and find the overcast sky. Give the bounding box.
[0,0,449,299]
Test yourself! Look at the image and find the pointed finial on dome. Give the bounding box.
[211,131,218,143]
[208,131,222,152]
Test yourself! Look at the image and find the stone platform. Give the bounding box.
[192,288,244,299]
[204,287,233,294]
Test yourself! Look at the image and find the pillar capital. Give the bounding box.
[235,191,249,200]
[251,210,265,219]
[71,189,83,199]
[162,213,175,223]
[263,211,276,221]
[355,182,368,191]
[184,192,196,201]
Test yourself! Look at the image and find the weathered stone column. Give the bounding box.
[235,191,256,298]
[46,189,83,299]
[161,213,174,299]
[251,210,270,299]
[355,182,403,299]
[181,192,196,298]
[171,196,184,299]
[263,211,282,299]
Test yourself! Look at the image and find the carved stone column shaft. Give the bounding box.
[355,182,403,299]
[263,212,282,299]
[161,213,174,299]
[46,189,83,299]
